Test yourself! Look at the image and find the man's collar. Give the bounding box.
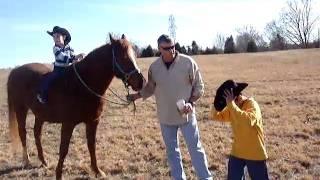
[161,52,178,63]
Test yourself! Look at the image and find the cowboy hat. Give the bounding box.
[213,80,248,111]
[47,26,71,45]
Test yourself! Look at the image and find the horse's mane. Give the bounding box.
[80,44,110,65]
[75,36,131,69]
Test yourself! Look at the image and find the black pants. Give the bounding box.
[39,66,66,101]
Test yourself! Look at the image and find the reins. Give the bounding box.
[72,48,137,113]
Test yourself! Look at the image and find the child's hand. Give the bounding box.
[76,53,85,61]
[223,89,235,104]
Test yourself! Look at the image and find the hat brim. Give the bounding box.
[214,86,228,111]
[234,82,248,96]
[214,95,226,111]
[47,28,71,45]
[213,82,248,111]
[47,31,54,36]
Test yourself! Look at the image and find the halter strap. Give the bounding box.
[112,48,138,85]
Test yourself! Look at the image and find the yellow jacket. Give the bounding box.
[209,97,268,160]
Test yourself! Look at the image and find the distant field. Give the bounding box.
[0,49,319,179]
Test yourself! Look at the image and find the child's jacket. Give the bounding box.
[53,44,75,67]
[209,97,268,160]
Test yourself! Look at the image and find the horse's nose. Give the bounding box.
[135,73,145,91]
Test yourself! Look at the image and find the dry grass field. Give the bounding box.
[0,49,319,179]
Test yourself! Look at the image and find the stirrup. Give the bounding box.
[37,94,47,104]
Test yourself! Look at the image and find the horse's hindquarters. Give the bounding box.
[7,63,52,114]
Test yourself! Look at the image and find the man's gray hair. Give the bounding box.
[157,34,173,45]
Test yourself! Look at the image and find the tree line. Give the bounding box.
[137,0,319,57]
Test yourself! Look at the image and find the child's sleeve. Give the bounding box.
[209,104,231,122]
[53,46,68,62]
[69,47,76,62]
[227,99,262,126]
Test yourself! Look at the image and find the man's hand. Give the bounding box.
[223,88,235,104]
[126,93,141,102]
[182,103,193,114]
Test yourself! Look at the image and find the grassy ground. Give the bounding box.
[0,49,319,179]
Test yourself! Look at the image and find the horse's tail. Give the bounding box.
[7,72,20,151]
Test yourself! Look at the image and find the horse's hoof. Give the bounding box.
[56,172,62,180]
[40,163,48,168]
[22,159,31,168]
[41,159,48,167]
[95,169,106,178]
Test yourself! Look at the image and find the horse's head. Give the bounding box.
[109,34,145,91]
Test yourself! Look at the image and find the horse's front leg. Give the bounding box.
[86,120,106,177]
[56,123,75,180]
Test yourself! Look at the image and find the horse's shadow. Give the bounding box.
[0,164,39,176]
[0,164,92,179]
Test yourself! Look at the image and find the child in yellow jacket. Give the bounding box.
[209,80,269,180]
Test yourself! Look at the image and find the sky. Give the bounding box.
[1,0,319,68]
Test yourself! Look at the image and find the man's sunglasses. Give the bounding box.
[161,45,175,51]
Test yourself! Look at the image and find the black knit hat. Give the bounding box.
[213,80,248,111]
[47,26,71,45]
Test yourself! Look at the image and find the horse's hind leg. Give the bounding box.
[16,105,30,166]
[56,123,75,180]
[86,120,106,177]
[34,119,47,166]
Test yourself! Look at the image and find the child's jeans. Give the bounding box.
[228,155,269,180]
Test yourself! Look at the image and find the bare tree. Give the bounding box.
[280,0,319,48]
[265,21,287,50]
[235,25,267,52]
[168,14,177,43]
[265,20,284,41]
[215,33,226,50]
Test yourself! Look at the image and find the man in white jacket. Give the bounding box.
[127,34,212,180]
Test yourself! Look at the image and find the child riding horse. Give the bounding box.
[7,34,144,179]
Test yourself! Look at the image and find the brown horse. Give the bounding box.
[7,34,144,179]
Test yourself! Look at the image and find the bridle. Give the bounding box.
[73,48,140,108]
[112,48,140,88]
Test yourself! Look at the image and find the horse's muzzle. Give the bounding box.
[129,72,145,91]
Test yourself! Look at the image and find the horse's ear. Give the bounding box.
[109,33,115,43]
[121,34,126,39]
